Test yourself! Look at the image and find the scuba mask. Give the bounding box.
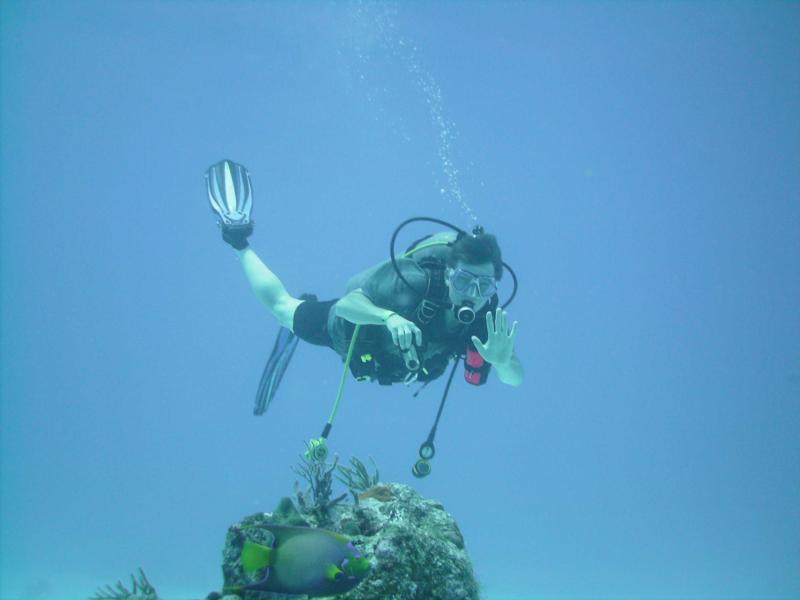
[448,268,498,298]
[448,268,498,324]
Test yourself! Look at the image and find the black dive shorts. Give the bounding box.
[293,295,339,348]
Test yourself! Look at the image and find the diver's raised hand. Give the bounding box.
[471,308,518,366]
[384,313,423,351]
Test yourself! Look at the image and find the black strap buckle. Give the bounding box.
[417,299,439,324]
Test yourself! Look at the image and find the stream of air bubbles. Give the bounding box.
[349,2,479,224]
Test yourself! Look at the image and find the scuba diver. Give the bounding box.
[206,159,523,475]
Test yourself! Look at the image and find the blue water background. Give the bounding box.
[1,2,799,599]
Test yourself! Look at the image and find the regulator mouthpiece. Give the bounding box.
[455,302,476,324]
[305,437,329,462]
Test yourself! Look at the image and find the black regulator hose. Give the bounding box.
[412,357,461,479]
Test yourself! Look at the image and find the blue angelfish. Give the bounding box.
[224,524,370,597]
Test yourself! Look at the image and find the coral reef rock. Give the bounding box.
[222,483,480,600]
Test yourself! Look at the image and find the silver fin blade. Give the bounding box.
[205,159,253,225]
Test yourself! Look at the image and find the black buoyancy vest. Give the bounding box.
[347,257,465,385]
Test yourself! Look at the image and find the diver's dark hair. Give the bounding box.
[447,232,503,279]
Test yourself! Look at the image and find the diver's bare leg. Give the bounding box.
[237,248,303,331]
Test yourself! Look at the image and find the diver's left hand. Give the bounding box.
[471,308,519,366]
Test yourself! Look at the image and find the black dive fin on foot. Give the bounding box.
[254,327,299,415]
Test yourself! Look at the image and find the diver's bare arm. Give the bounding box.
[333,290,395,325]
[336,290,423,352]
[493,352,524,387]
